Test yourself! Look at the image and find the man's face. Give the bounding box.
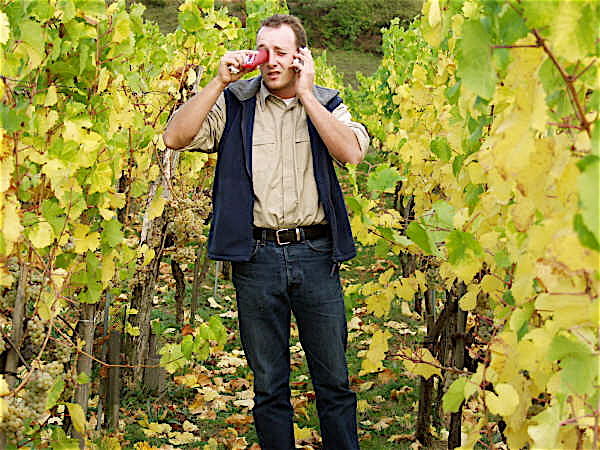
[256,25,298,98]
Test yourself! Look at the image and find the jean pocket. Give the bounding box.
[305,236,333,253]
[249,239,261,259]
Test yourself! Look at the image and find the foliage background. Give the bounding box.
[0,0,598,449]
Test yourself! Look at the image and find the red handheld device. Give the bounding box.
[242,48,269,70]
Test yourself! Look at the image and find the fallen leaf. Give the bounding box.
[377,368,397,384]
[181,324,194,336]
[357,399,371,413]
[182,420,198,432]
[233,399,255,409]
[372,417,394,431]
[226,414,253,426]
[207,296,223,309]
[217,355,246,368]
[174,373,200,388]
[348,316,363,330]
[388,433,415,442]
[227,377,251,391]
[203,438,219,450]
[359,381,375,392]
[196,373,213,386]
[294,423,321,445]
[391,386,414,400]
[168,431,196,445]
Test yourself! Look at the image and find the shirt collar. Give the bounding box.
[258,81,297,110]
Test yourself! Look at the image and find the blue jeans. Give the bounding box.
[232,235,359,450]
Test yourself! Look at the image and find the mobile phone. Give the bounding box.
[293,55,303,72]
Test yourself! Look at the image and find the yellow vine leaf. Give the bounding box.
[72,223,100,254]
[148,192,167,220]
[414,270,427,291]
[549,1,590,63]
[44,85,57,107]
[0,12,9,44]
[428,0,441,27]
[0,375,8,423]
[0,266,13,288]
[139,244,156,267]
[480,274,503,294]
[97,67,110,93]
[2,195,23,253]
[365,293,392,318]
[50,268,68,290]
[485,383,519,417]
[293,423,315,441]
[66,403,86,433]
[0,154,12,193]
[28,221,54,249]
[453,258,482,283]
[421,0,443,47]
[89,162,113,194]
[527,405,560,449]
[378,268,394,286]
[37,289,62,321]
[401,347,442,379]
[112,13,131,44]
[458,286,478,311]
[394,278,417,301]
[359,329,391,376]
[535,293,597,329]
[101,251,117,286]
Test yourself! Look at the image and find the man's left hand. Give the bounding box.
[293,47,315,99]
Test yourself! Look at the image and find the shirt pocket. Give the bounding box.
[295,126,310,145]
[252,133,277,179]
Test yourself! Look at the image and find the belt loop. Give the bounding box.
[261,229,267,242]
[300,228,306,241]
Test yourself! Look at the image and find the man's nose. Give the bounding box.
[266,50,277,66]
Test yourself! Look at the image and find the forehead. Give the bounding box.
[256,25,297,50]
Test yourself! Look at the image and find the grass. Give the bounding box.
[315,48,381,87]
[98,3,414,449]
[105,239,433,449]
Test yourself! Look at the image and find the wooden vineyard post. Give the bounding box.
[106,330,121,429]
[73,303,96,448]
[143,331,166,394]
[4,261,29,388]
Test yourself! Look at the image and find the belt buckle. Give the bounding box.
[276,228,301,245]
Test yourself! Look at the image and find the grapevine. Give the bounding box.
[0,0,596,448]
[346,0,598,448]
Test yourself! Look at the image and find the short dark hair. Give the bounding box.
[259,14,308,49]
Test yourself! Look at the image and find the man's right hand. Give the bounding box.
[164,50,257,150]
[217,51,256,86]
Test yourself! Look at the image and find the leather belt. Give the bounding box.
[253,225,330,245]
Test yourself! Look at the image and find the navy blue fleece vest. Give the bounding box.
[207,83,356,263]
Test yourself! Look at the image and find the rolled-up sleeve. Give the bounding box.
[169,92,227,152]
[331,102,370,158]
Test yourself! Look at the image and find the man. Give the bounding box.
[163,14,368,450]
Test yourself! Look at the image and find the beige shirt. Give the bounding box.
[180,81,369,229]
